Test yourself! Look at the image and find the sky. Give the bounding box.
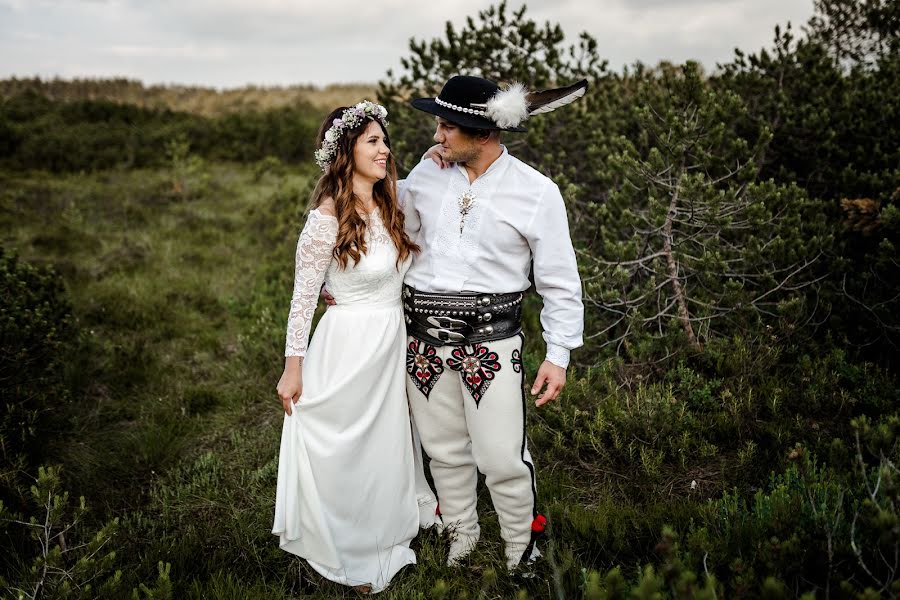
[0,0,815,89]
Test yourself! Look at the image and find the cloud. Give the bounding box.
[0,0,816,87]
[105,44,230,60]
[528,0,813,68]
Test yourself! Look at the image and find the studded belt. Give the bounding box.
[403,285,524,346]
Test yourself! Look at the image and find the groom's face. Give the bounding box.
[433,117,481,164]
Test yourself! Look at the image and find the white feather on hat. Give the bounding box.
[476,79,589,129]
[484,82,529,129]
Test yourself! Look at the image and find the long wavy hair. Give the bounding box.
[310,106,419,269]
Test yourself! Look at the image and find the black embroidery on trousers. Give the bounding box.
[514,333,540,565]
[445,343,502,407]
[516,334,538,515]
[406,340,444,399]
[511,348,523,373]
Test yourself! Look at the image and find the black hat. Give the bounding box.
[411,75,589,132]
[411,76,527,132]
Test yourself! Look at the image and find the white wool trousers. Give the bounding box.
[405,333,538,548]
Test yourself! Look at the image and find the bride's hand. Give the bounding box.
[422,144,451,169]
[277,358,303,415]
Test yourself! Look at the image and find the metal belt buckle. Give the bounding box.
[426,328,466,343]
[425,315,468,343]
[426,316,468,330]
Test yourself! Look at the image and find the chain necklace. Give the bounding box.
[458,191,476,234]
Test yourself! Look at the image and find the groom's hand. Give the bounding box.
[321,286,336,306]
[531,361,566,407]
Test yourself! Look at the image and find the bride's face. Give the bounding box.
[353,120,390,182]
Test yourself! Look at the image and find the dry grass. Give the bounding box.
[0,76,377,116]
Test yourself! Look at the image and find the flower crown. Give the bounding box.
[314,100,389,171]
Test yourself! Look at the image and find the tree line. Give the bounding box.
[0,90,323,170]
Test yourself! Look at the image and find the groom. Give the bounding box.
[401,75,585,569]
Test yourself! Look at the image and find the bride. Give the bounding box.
[272,101,431,593]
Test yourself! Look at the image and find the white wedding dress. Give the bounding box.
[272,207,436,593]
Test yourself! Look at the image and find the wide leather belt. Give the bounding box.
[403,285,524,346]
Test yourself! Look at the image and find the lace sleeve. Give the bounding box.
[284,211,338,357]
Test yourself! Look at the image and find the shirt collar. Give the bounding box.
[454,145,509,183]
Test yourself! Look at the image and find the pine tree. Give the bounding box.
[580,63,829,359]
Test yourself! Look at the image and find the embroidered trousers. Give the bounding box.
[405,333,537,550]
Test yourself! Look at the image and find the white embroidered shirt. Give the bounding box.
[400,146,584,368]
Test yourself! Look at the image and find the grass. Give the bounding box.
[0,162,308,503]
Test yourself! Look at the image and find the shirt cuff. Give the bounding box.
[545,344,570,369]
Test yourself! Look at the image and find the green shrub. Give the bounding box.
[0,248,74,507]
[0,92,323,172]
